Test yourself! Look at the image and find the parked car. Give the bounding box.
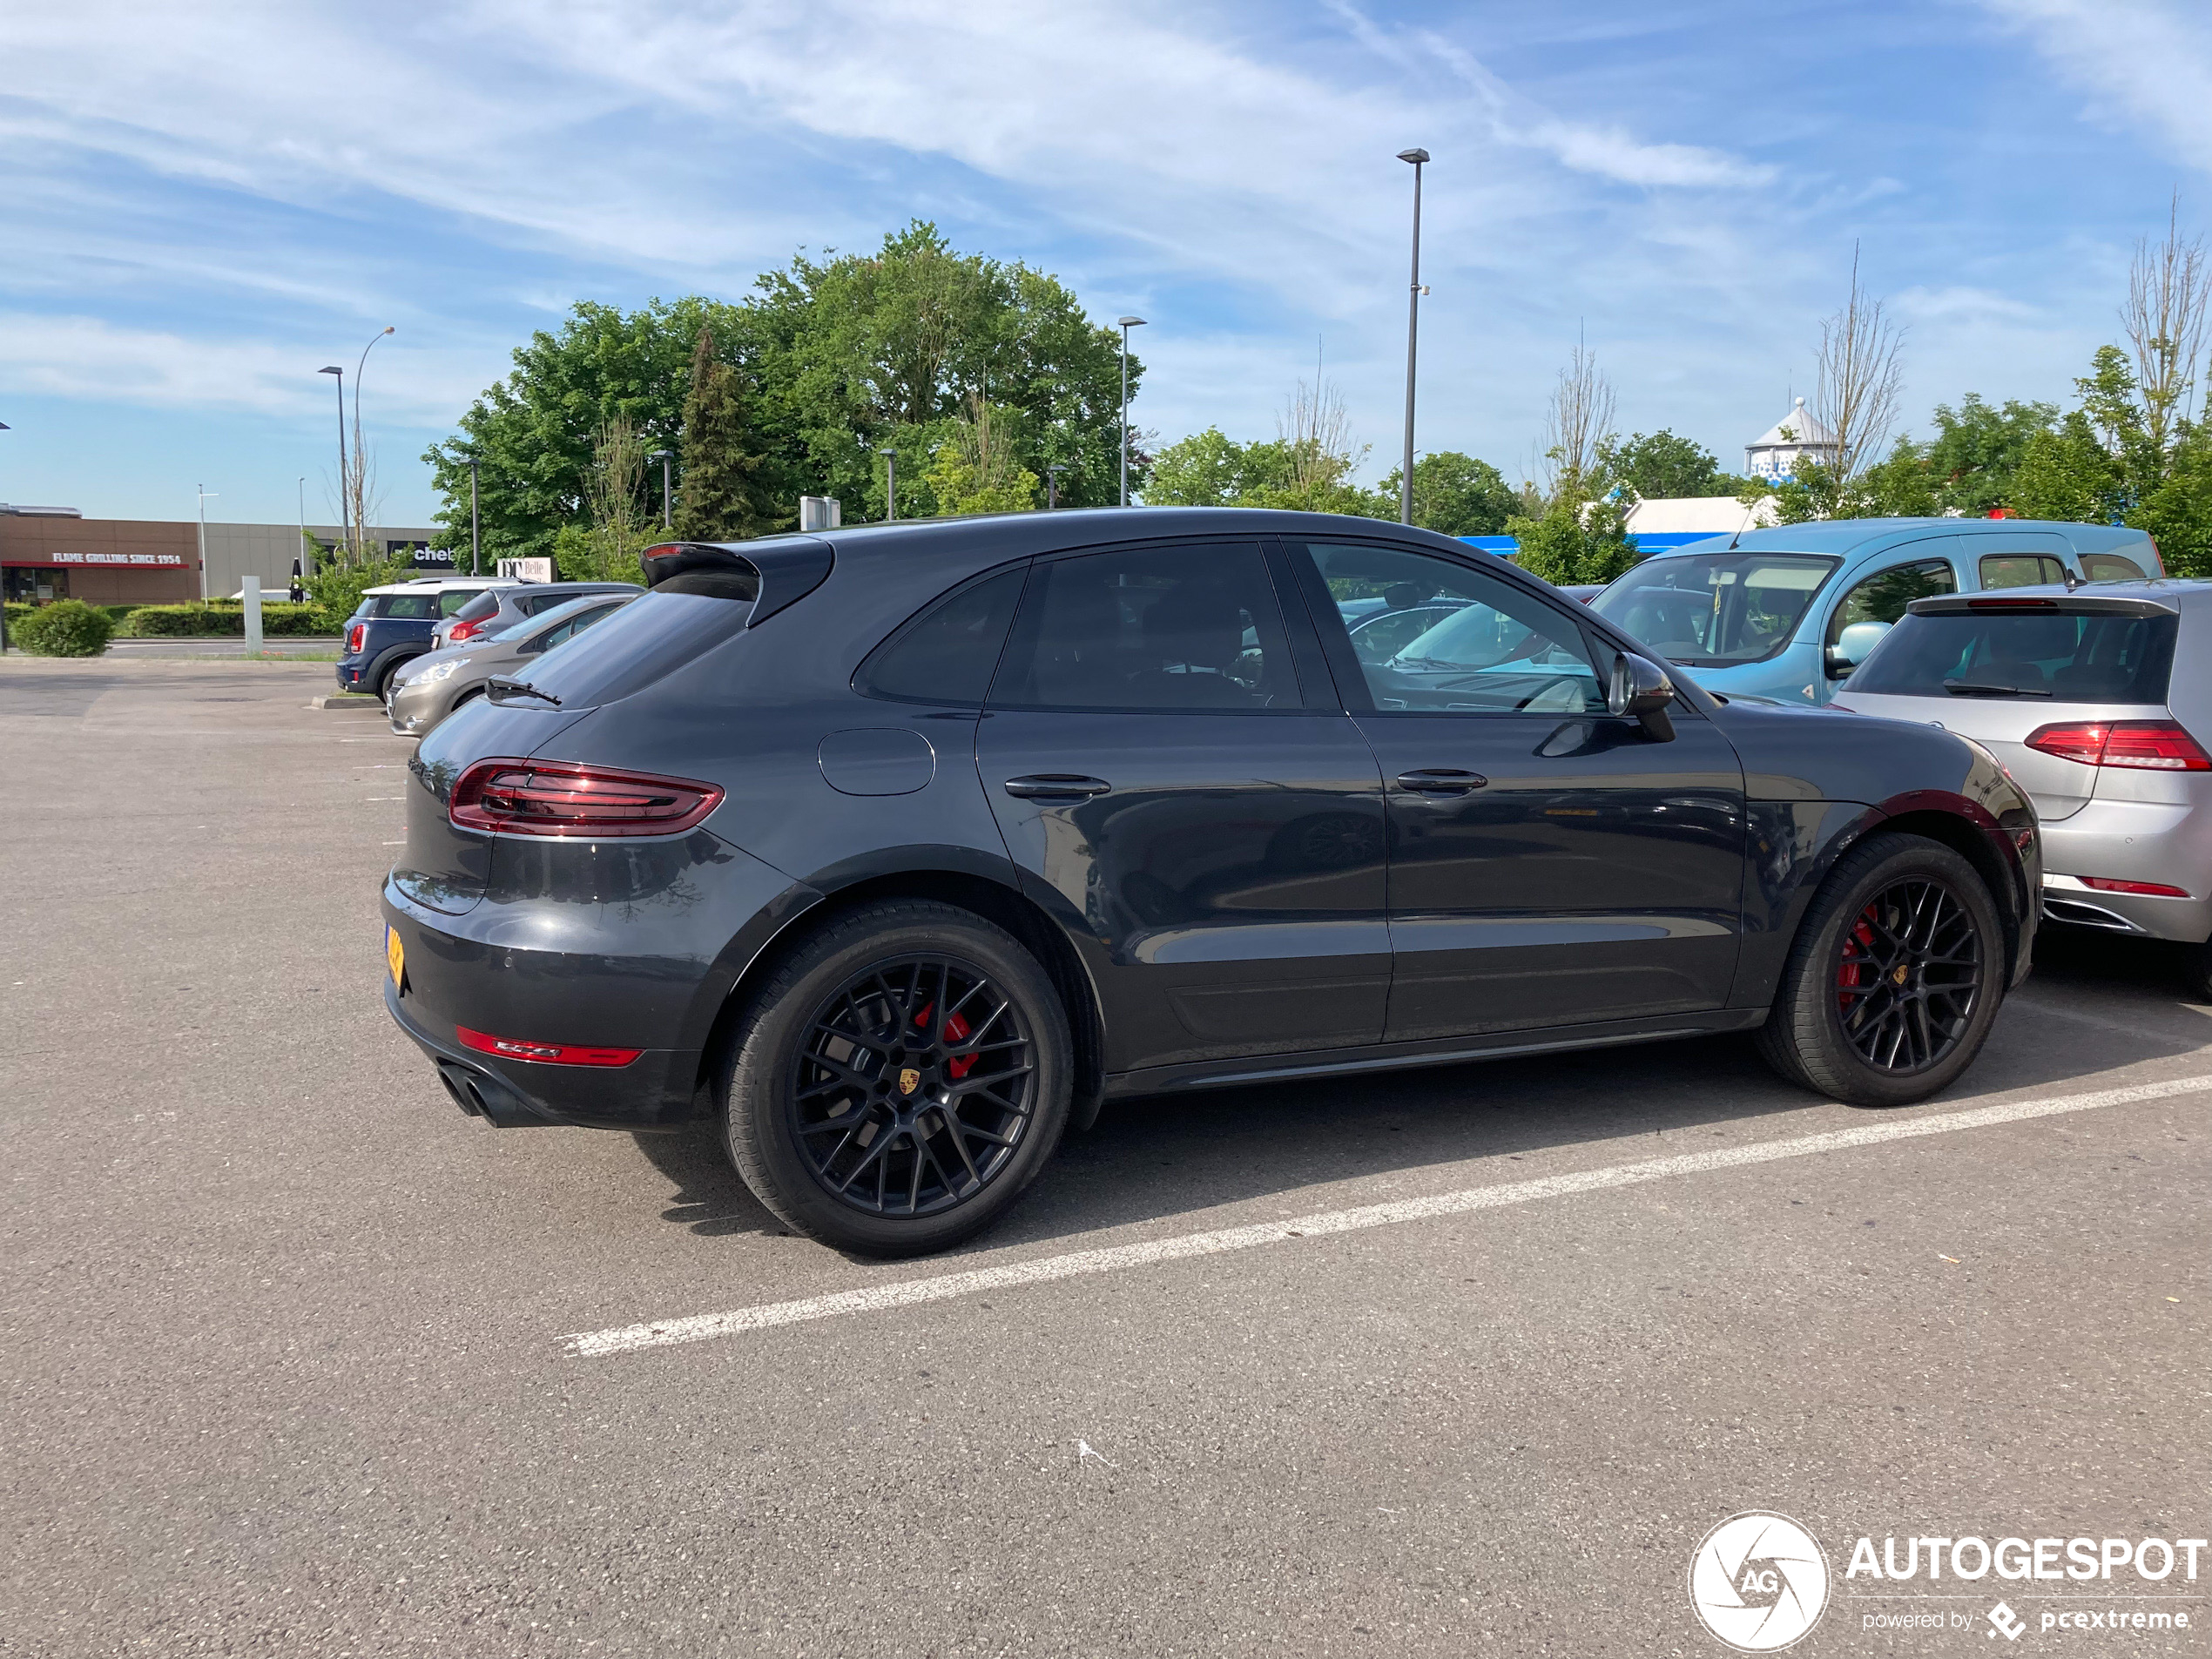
[338,577,518,698]
[381,509,2039,1257]
[387,592,637,737]
[431,579,644,651]
[1834,579,2212,994]
[1588,518,2162,706]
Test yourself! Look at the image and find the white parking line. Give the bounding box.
[563,1071,2212,1359]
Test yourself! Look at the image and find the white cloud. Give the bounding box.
[1976,0,2212,174]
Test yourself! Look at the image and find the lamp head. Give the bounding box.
[319,366,342,376]
[1117,315,1146,329]
[1398,147,1430,165]
[647,449,671,463]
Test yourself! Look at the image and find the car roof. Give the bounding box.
[365,577,513,595]
[1650,517,2153,560]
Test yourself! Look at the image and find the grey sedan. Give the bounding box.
[387,593,635,736]
[1836,580,2212,991]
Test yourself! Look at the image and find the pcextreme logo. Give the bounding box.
[1689,1512,1832,1652]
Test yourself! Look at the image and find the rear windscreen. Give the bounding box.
[452,590,502,623]
[498,589,752,708]
[1848,610,2177,702]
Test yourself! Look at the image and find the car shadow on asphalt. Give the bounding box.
[621,926,2211,1259]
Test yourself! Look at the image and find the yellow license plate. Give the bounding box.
[386,924,405,990]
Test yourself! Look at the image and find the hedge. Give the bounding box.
[115,603,338,637]
[13,599,114,656]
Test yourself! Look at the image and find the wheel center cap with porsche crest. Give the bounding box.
[898,1067,921,1096]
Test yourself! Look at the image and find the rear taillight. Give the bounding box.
[347,623,367,654]
[448,618,482,643]
[2025,720,2212,772]
[455,1026,641,1067]
[2080,876,2192,898]
[448,758,725,838]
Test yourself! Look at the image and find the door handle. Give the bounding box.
[1002,773,1113,799]
[1394,768,1488,795]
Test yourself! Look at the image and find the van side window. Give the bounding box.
[1979,554,2066,589]
[2081,552,2147,583]
[1829,558,1956,644]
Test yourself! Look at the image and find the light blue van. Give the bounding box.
[1585,518,2164,705]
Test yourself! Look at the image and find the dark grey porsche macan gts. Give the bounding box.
[381,509,2040,1254]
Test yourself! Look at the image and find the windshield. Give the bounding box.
[1847,610,2178,702]
[1591,553,1839,665]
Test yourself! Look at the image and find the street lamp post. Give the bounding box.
[352,327,394,554]
[1044,462,1066,509]
[1396,147,1430,527]
[295,476,307,600]
[647,450,672,530]
[318,366,345,552]
[1116,316,1146,507]
[0,420,10,652]
[196,486,218,603]
[883,449,897,522]
[468,456,482,574]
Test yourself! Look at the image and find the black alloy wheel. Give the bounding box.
[722,900,1072,1256]
[791,956,1037,1218]
[1831,877,1984,1073]
[1757,833,2005,1107]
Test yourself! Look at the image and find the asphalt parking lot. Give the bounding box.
[3,657,2206,1658]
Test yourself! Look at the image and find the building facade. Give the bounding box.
[1744,398,1841,482]
[2,511,444,607]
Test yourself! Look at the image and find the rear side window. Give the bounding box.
[438,588,486,617]
[1979,554,2066,590]
[369,593,438,619]
[990,542,1298,711]
[1849,611,2178,703]
[855,566,1026,706]
[451,590,502,624]
[2082,552,2148,583]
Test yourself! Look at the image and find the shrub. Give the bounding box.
[117,603,333,637]
[14,598,114,657]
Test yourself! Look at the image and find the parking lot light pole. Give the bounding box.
[196,485,217,603]
[1397,147,1430,526]
[1,419,10,651]
[883,449,896,521]
[295,476,307,600]
[647,450,672,530]
[468,457,481,574]
[1045,462,1066,509]
[318,367,345,552]
[352,328,394,555]
[1117,316,1146,507]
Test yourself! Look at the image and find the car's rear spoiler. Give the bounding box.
[1908,591,2179,619]
[639,537,833,626]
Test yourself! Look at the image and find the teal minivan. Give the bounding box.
[1587,518,2163,705]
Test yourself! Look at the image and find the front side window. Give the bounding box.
[1297,542,1606,715]
[1979,554,2066,590]
[857,565,1027,706]
[1827,556,1957,650]
[989,543,1296,712]
[1589,553,1838,666]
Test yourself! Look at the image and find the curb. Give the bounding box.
[307,694,385,711]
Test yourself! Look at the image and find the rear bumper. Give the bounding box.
[2041,795,2212,945]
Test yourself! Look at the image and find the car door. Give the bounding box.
[1974,530,2074,590]
[978,538,1390,1072]
[1283,537,1748,1042]
[1819,541,1959,685]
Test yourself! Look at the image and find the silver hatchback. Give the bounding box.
[387,592,635,737]
[1837,581,2212,991]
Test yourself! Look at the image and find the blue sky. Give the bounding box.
[3,0,2210,527]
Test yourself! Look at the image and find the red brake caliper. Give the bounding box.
[914,1002,978,1078]
[1837,912,1875,1012]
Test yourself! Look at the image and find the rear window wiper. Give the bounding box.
[488,677,561,707]
[1942,679,2050,698]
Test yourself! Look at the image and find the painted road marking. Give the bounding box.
[563,1071,2212,1359]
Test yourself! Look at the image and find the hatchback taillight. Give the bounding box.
[448,758,725,838]
[2024,720,2212,772]
[448,618,482,643]
[347,623,367,654]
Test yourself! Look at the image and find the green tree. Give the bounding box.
[1374,451,1520,535]
[749,220,1135,516]
[2010,415,2118,524]
[1144,427,1248,506]
[674,326,778,540]
[923,393,1039,515]
[1595,429,1737,499]
[1507,494,1638,587]
[423,297,764,563]
[1922,395,2058,513]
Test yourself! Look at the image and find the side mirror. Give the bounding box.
[1827,618,1891,678]
[1608,651,1676,740]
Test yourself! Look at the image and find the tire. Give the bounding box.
[375,658,411,700]
[720,900,1073,1256]
[1755,832,2006,1107]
